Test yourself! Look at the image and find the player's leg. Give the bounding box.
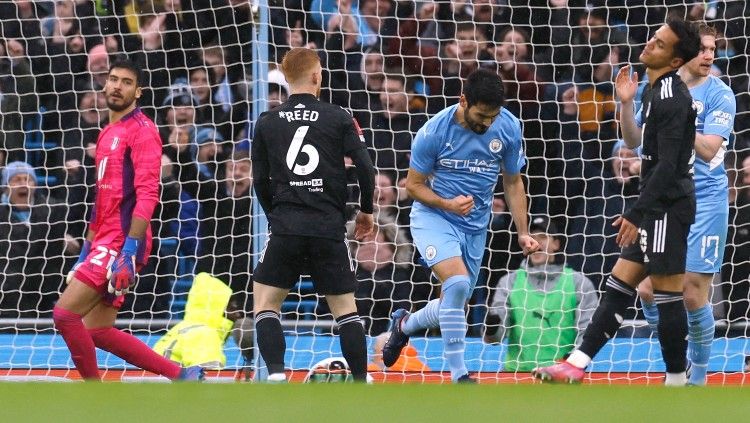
[432,230,485,383]
[54,279,106,380]
[253,283,290,380]
[637,277,660,337]
[533,257,646,383]
[647,208,694,385]
[310,237,368,381]
[83,302,184,380]
[682,203,726,385]
[650,273,688,385]
[572,258,645,367]
[401,213,465,336]
[252,234,300,381]
[325,293,367,381]
[683,272,714,385]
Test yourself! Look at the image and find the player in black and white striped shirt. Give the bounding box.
[533,17,701,385]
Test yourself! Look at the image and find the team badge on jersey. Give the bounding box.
[111,137,120,150]
[489,139,502,153]
[425,245,437,260]
[693,100,704,115]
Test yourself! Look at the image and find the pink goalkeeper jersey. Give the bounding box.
[90,107,161,263]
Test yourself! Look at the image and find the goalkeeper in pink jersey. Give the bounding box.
[54,59,203,381]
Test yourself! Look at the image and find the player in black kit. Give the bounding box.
[533,17,701,385]
[251,48,375,382]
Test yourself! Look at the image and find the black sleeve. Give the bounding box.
[342,114,366,155]
[348,147,375,214]
[251,117,273,215]
[341,114,374,213]
[624,100,691,225]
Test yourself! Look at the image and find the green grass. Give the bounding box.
[0,383,748,422]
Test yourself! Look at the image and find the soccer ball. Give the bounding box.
[303,357,374,383]
[304,357,351,383]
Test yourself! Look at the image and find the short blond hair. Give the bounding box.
[280,48,320,84]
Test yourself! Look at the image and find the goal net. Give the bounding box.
[0,0,747,383]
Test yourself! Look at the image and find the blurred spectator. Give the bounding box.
[610,140,641,190]
[196,149,253,296]
[347,213,428,334]
[356,0,397,46]
[365,74,427,176]
[39,0,100,129]
[551,7,639,84]
[153,273,254,371]
[383,5,442,101]
[440,22,492,102]
[487,27,541,119]
[160,81,201,144]
[200,44,247,139]
[189,66,230,133]
[484,216,597,371]
[0,162,78,318]
[467,0,512,42]
[373,171,399,219]
[0,40,36,165]
[268,83,289,109]
[193,126,227,181]
[129,7,186,112]
[86,44,110,90]
[56,88,107,238]
[326,47,385,129]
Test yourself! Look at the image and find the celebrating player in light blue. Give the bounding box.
[381,69,539,383]
[619,24,736,385]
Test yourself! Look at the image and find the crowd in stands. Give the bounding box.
[0,1,747,341]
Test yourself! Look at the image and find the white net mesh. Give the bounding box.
[0,0,748,383]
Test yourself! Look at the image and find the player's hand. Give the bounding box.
[517,233,540,256]
[615,65,638,104]
[66,240,92,284]
[447,195,474,216]
[354,212,374,241]
[613,216,638,247]
[108,237,139,296]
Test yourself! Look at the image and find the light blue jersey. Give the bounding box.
[410,104,526,234]
[409,104,525,286]
[636,74,736,273]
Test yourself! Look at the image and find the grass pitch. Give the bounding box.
[0,383,747,422]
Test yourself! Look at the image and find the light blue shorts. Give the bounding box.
[686,200,729,274]
[410,211,487,289]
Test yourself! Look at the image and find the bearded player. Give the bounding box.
[54,59,203,381]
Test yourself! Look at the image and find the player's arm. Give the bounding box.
[695,89,736,161]
[502,173,529,238]
[694,133,725,162]
[129,128,161,238]
[343,115,375,239]
[484,273,512,344]
[501,123,538,255]
[615,65,643,148]
[348,148,375,214]
[251,118,273,215]
[621,100,691,243]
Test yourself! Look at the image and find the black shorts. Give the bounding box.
[253,234,356,295]
[620,210,691,275]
